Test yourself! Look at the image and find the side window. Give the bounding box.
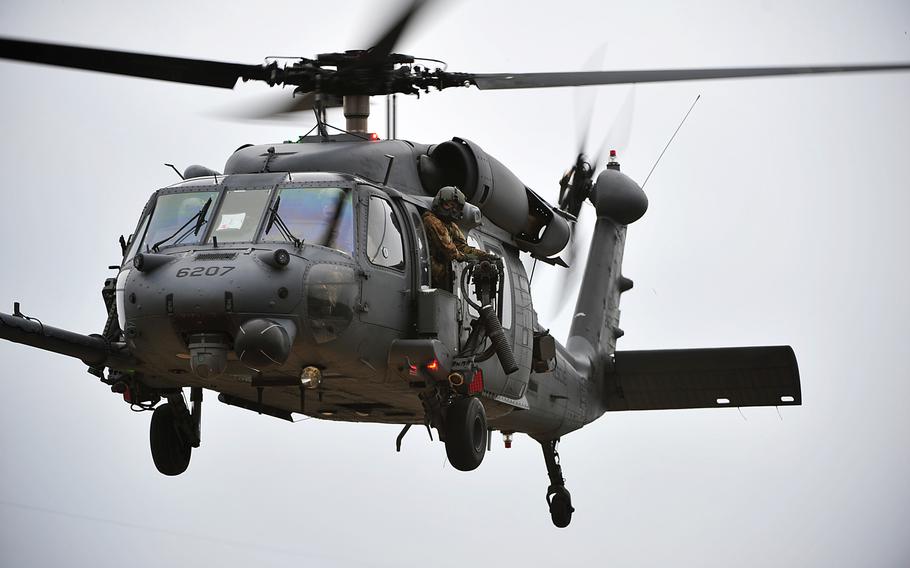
[465,234,483,316]
[366,196,405,270]
[487,245,512,329]
[463,237,512,330]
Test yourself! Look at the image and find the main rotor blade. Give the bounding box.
[593,85,636,167]
[235,91,345,120]
[0,37,266,88]
[364,0,431,58]
[574,43,608,157]
[216,91,344,122]
[472,63,910,90]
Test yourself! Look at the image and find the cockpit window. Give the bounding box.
[209,189,271,244]
[261,187,354,255]
[124,214,150,263]
[143,190,219,251]
[366,196,405,270]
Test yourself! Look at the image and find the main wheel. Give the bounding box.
[444,397,487,471]
[548,486,574,528]
[150,403,192,476]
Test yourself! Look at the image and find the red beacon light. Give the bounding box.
[606,149,621,171]
[369,132,380,141]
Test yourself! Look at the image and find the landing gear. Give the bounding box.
[542,438,574,528]
[444,397,487,471]
[150,403,191,475]
[419,381,488,471]
[149,387,202,476]
[547,486,574,528]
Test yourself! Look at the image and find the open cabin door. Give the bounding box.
[456,235,533,401]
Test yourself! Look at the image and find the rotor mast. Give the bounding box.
[343,95,370,133]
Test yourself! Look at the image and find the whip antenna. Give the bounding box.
[642,94,700,189]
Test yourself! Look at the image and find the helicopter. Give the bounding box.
[0,1,905,530]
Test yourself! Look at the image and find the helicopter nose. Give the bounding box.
[234,318,296,370]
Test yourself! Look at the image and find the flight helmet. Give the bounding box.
[432,186,466,220]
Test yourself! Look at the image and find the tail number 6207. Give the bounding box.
[176,266,236,278]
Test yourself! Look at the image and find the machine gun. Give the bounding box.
[458,258,518,375]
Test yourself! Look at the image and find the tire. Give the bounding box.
[444,397,487,471]
[150,403,192,476]
[548,487,574,528]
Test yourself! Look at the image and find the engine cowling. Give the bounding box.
[418,137,570,257]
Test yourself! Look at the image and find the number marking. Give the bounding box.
[175,266,236,278]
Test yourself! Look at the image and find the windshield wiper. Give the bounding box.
[151,197,213,252]
[265,196,303,248]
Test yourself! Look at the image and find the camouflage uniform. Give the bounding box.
[422,210,490,292]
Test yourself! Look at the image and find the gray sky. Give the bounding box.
[0,0,908,566]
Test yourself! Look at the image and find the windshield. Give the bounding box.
[261,187,354,255]
[142,190,219,251]
[208,188,271,244]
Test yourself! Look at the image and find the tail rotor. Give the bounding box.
[549,85,637,318]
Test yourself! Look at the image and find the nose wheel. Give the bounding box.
[542,438,574,527]
[444,397,487,471]
[149,387,202,476]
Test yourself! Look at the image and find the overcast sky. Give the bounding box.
[0,1,908,566]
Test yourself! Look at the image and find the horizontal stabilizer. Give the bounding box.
[605,346,800,411]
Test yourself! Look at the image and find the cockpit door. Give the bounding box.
[358,192,410,332]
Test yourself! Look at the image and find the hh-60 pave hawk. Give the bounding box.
[1,1,906,528]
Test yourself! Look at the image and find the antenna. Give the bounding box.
[383,154,395,185]
[164,163,185,180]
[642,95,701,189]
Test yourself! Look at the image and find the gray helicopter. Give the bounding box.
[2,0,904,529]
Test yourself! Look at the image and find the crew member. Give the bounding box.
[422,186,494,292]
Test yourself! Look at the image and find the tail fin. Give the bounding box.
[566,167,647,365]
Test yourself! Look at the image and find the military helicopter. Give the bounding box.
[0,1,905,529]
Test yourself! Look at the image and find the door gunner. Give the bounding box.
[422,186,494,292]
